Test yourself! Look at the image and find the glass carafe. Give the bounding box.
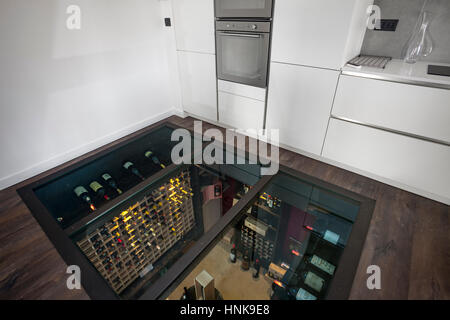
[402,11,433,64]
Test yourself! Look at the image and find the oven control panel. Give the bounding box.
[216,20,271,33]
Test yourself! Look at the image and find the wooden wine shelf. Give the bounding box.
[77,170,195,295]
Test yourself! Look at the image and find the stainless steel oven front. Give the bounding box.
[215,0,273,19]
[216,21,271,88]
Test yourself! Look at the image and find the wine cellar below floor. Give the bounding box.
[76,170,195,294]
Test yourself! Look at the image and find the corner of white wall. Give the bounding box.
[160,0,184,114]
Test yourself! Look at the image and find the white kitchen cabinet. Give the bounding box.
[178,51,217,122]
[218,92,265,130]
[172,0,215,54]
[266,62,340,155]
[218,80,266,102]
[323,118,450,204]
[332,75,450,144]
[271,0,373,70]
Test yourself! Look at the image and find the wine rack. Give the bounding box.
[76,170,195,295]
[240,219,274,263]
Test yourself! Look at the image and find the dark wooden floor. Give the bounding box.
[0,116,448,299]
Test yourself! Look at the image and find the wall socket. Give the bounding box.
[374,19,399,32]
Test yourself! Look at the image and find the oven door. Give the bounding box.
[215,0,273,19]
[216,31,270,88]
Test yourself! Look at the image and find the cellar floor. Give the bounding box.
[167,242,272,300]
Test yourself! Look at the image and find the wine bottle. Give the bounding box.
[253,258,261,279]
[230,244,237,263]
[89,181,110,200]
[266,194,274,208]
[123,161,145,180]
[101,173,122,194]
[144,150,165,169]
[241,249,250,271]
[273,197,281,208]
[74,186,96,211]
[181,287,189,300]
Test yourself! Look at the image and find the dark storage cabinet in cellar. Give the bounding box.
[161,170,370,300]
[18,122,375,300]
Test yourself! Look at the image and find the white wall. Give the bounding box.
[0,0,181,189]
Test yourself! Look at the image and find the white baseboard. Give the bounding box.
[182,111,218,125]
[171,108,186,118]
[0,108,181,191]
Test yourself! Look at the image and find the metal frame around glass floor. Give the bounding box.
[17,121,375,300]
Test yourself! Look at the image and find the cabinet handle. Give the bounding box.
[218,32,262,39]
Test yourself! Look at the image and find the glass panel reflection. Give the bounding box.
[166,172,360,300]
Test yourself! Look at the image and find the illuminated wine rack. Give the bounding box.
[76,170,195,294]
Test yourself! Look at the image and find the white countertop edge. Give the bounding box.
[342,59,450,90]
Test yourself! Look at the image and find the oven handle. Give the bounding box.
[217,31,262,38]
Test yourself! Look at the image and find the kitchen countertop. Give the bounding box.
[342,59,450,90]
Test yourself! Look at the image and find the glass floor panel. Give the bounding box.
[18,122,373,300]
[163,172,361,300]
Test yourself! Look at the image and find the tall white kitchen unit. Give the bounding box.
[172,0,217,122]
[266,63,340,155]
[266,0,373,155]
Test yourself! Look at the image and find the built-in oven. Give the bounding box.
[216,21,271,88]
[215,0,273,19]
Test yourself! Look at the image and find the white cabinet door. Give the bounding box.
[172,0,215,54]
[323,118,450,204]
[266,62,340,155]
[218,80,266,102]
[333,75,450,144]
[271,0,372,69]
[218,92,265,130]
[178,51,217,122]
